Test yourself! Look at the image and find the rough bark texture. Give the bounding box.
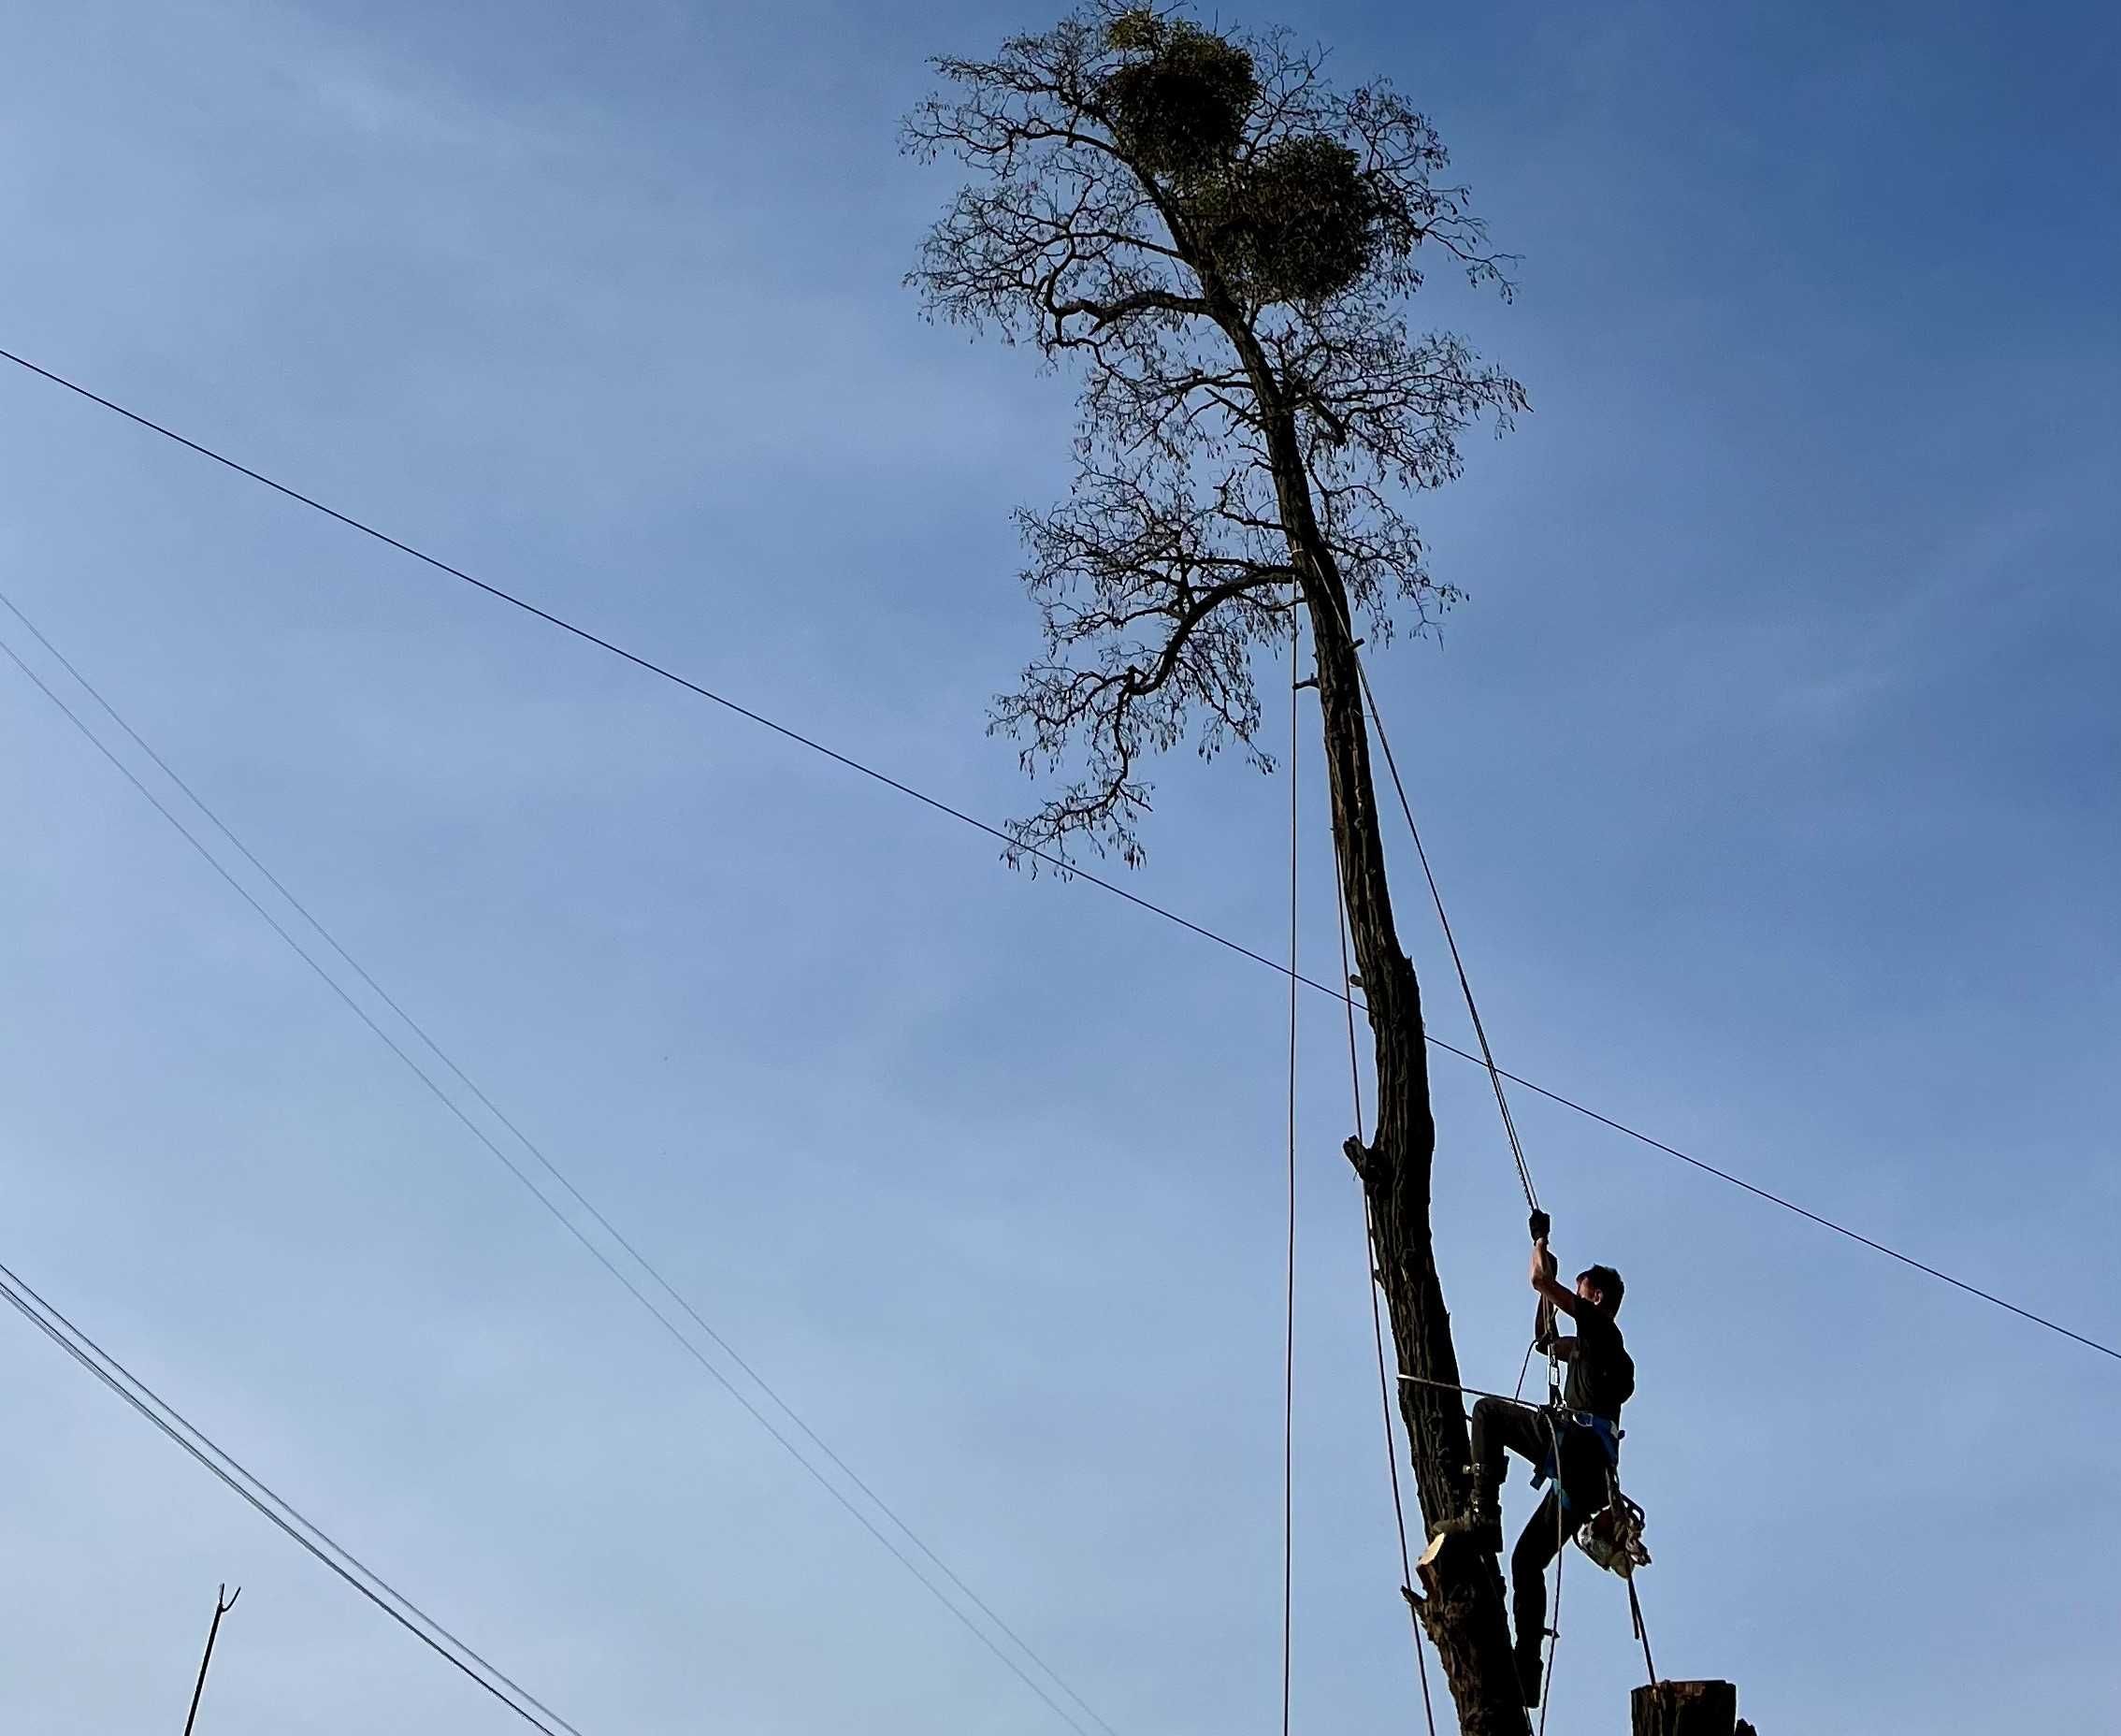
[1632,1681,1740,1736]
[1261,407,1527,1735]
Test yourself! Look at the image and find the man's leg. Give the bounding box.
[1469,1396,1549,1487]
[1443,1398,1551,1553]
[1509,1489,1566,1706]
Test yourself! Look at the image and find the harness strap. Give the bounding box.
[1530,1410,1622,1510]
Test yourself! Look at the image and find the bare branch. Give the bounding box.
[906,4,1523,862]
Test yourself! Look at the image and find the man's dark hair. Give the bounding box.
[1579,1266,1625,1313]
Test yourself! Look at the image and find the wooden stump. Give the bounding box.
[1631,1680,1739,1736]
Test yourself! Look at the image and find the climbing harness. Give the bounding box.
[1397,1362,1657,1704]
[1523,1402,1652,1582]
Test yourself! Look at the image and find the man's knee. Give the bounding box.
[1511,1522,1555,1577]
[1468,1396,1506,1465]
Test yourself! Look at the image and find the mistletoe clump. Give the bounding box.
[1101,14,1384,304]
[1196,133,1385,303]
[1100,11,1257,177]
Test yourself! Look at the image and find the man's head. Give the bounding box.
[1576,1265,1624,1315]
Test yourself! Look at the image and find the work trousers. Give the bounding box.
[1468,1396,1610,1656]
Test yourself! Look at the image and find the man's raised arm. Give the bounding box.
[1528,1213,1578,1319]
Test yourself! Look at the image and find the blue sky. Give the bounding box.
[1,1,2114,1731]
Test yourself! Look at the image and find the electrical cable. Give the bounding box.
[0,615,1106,1736]
[0,583,1117,1736]
[0,1257,586,1736]
[2,344,2113,1369]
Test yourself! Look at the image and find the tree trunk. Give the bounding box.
[1631,1682,1740,1736]
[1259,408,1526,1735]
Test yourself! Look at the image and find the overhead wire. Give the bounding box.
[0,607,1109,1736]
[0,1257,585,1736]
[0,341,2114,1368]
[0,584,1118,1736]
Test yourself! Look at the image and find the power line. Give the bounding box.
[0,1257,586,1736]
[0,586,1118,1736]
[1,344,2113,1372]
[1486,1062,2118,1363]
[0,607,1109,1736]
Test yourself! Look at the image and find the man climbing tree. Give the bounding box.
[905,7,1535,1730]
[1437,1211,1636,1706]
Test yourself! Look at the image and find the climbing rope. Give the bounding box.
[1511,1337,1540,1405]
[1627,1576,1659,1687]
[1352,651,1580,1712]
[1395,1371,1566,1412]
[1537,1411,1566,1736]
[1352,656,1539,1214]
[1281,608,1301,1736]
[1332,838,1438,1736]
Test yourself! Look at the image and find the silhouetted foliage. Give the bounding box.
[1100,12,1257,176]
[906,2,1525,867]
[1202,134,1383,302]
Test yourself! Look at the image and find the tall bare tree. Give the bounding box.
[907,8,1530,1731]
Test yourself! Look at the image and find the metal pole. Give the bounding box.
[181,1584,240,1736]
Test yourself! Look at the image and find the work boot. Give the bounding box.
[1429,1471,1503,1553]
[1515,1638,1545,1708]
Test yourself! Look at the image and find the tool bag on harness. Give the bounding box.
[1577,1485,1651,1577]
[1534,1410,1652,1578]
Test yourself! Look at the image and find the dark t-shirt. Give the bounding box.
[1563,1300,1635,1424]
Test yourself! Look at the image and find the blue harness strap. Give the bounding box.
[1531,1411,1622,1515]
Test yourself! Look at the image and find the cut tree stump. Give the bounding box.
[1631,1681,1739,1736]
